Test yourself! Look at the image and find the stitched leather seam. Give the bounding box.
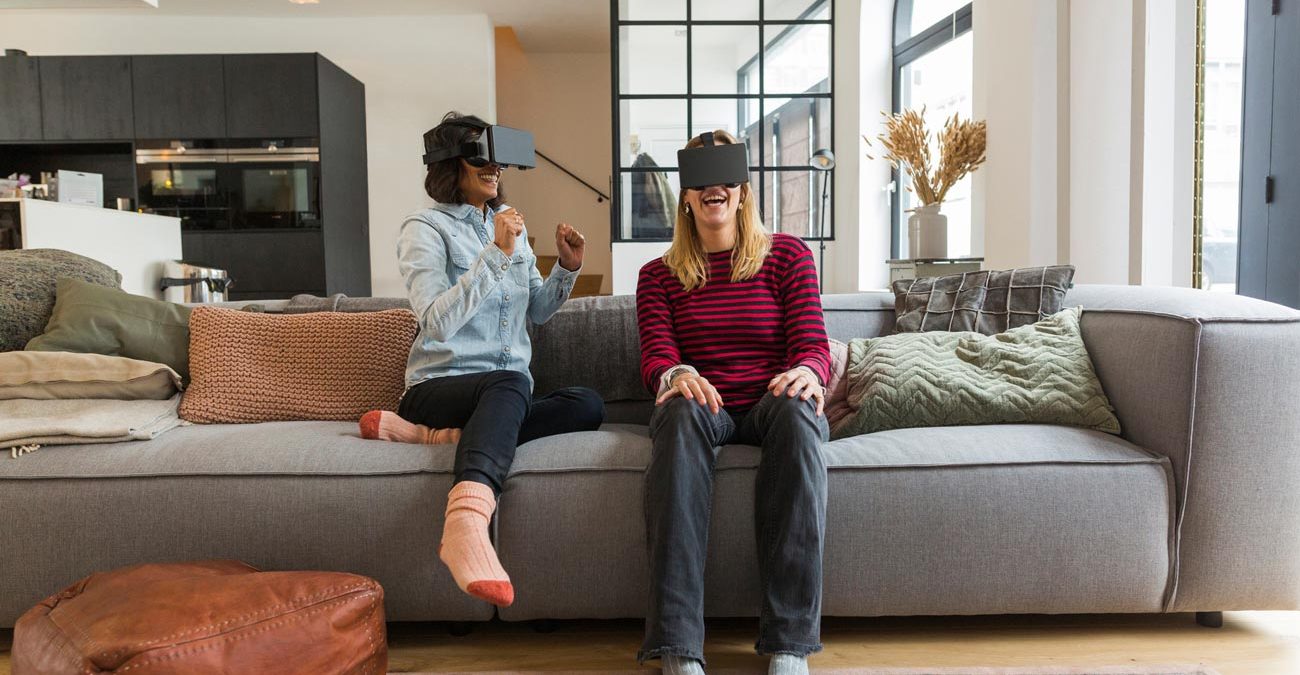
[116,589,380,672]
[119,581,373,651]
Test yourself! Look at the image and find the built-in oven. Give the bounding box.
[135,140,321,231]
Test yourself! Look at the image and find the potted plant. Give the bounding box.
[866,108,987,259]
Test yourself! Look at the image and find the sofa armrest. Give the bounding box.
[1072,285,1300,612]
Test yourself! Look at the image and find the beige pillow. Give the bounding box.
[0,351,181,400]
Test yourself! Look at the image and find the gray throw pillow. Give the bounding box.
[0,249,122,352]
[892,265,1075,334]
[283,293,411,314]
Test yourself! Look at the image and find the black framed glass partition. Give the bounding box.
[611,0,835,243]
[890,0,972,258]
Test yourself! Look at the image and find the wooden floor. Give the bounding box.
[3,612,1297,673]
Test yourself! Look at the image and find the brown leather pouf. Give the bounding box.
[12,560,387,674]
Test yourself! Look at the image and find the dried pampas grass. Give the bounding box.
[865,108,987,207]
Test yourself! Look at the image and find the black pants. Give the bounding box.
[639,393,830,664]
[398,370,606,494]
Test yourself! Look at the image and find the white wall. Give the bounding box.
[972,0,1068,271]
[0,10,498,298]
[969,0,1196,287]
[836,0,892,292]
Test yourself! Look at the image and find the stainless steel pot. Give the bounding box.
[160,261,233,303]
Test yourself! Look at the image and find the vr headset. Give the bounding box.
[422,120,536,170]
[677,131,750,190]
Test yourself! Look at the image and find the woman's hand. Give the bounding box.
[768,368,825,417]
[657,371,724,414]
[556,223,586,271]
[494,208,525,257]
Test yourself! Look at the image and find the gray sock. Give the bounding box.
[662,654,706,675]
[769,653,808,675]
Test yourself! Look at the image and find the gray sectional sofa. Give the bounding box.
[3,285,1300,627]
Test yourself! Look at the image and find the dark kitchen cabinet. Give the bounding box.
[224,54,319,139]
[39,56,133,140]
[0,55,43,141]
[132,54,226,139]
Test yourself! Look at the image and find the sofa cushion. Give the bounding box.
[179,307,418,424]
[529,294,647,402]
[0,421,454,479]
[496,423,1174,621]
[0,248,122,353]
[893,265,1075,334]
[0,422,489,626]
[25,278,192,381]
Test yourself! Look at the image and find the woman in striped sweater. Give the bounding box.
[635,131,832,675]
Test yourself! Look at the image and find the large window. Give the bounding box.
[612,0,835,242]
[890,1,972,258]
[1196,0,1244,292]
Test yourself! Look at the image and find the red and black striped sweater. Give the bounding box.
[636,233,832,413]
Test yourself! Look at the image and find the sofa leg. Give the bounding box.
[447,621,474,636]
[531,619,557,634]
[1195,611,1223,628]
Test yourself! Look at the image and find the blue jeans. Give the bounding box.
[638,392,830,664]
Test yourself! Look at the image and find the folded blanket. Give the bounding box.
[2,395,183,458]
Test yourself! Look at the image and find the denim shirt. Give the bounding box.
[398,201,579,390]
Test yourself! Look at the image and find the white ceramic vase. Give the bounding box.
[907,203,948,259]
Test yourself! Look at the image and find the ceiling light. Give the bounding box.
[289,0,319,4]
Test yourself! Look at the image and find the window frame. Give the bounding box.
[890,0,973,258]
[610,0,836,243]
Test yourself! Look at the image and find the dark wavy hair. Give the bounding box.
[423,111,506,208]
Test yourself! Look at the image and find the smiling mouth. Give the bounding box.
[478,170,500,186]
[702,193,727,207]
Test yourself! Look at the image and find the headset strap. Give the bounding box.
[698,131,716,147]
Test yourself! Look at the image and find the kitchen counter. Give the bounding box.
[2,198,181,298]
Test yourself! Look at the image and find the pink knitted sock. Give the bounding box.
[359,411,460,444]
[438,481,514,607]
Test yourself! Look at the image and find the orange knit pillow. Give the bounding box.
[179,307,418,424]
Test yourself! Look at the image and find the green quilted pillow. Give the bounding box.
[832,307,1120,439]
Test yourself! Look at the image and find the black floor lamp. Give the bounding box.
[810,148,835,292]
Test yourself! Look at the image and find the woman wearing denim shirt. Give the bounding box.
[360,112,604,608]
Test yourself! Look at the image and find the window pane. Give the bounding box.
[759,170,826,238]
[1202,0,1244,292]
[763,23,830,95]
[895,30,972,257]
[619,25,687,94]
[620,171,680,240]
[692,25,760,94]
[693,0,758,21]
[765,0,829,21]
[760,97,830,167]
[692,98,753,141]
[622,0,685,20]
[907,0,968,40]
[622,99,688,167]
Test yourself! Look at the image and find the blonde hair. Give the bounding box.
[663,130,771,292]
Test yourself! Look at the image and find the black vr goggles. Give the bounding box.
[422,120,536,170]
[677,131,750,190]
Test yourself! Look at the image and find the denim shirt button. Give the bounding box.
[501,320,508,327]
[501,263,509,271]
[504,294,510,301]
[504,346,511,352]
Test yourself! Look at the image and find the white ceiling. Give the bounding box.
[0,0,611,53]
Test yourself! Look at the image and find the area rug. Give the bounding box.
[398,665,1219,675]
